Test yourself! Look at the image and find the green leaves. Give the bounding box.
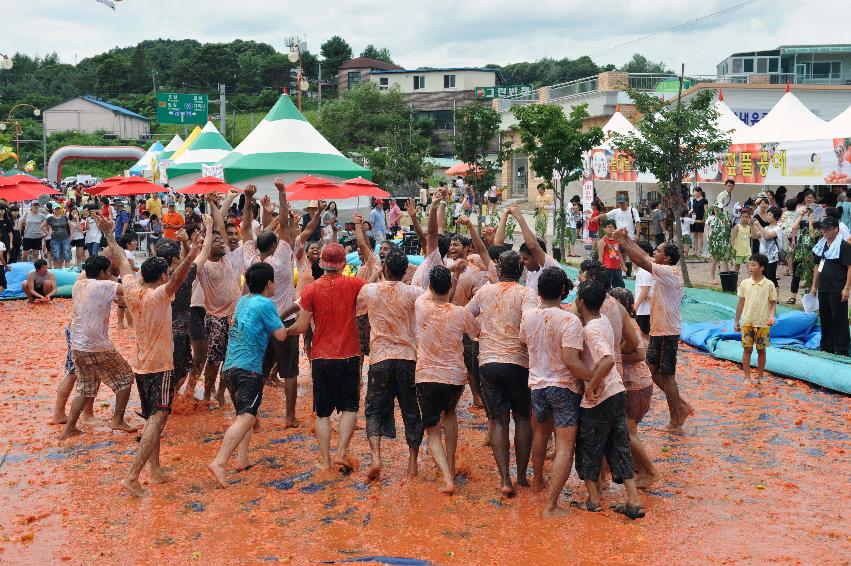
[453,104,502,194]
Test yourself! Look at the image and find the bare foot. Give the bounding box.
[50,414,68,425]
[710,279,719,286]
[482,437,491,448]
[207,462,228,489]
[636,472,662,490]
[120,477,147,497]
[333,454,353,470]
[81,414,98,426]
[150,468,173,485]
[407,459,418,477]
[500,484,516,498]
[366,464,381,481]
[532,478,547,492]
[110,420,137,433]
[235,462,254,472]
[284,418,299,429]
[60,428,83,440]
[663,423,685,436]
[438,481,455,495]
[517,477,531,488]
[678,401,695,427]
[543,505,570,518]
[743,377,752,386]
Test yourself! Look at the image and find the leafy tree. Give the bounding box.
[360,45,394,64]
[610,87,731,286]
[320,36,353,80]
[317,82,407,154]
[510,103,603,256]
[621,53,671,74]
[94,52,132,93]
[364,117,435,197]
[453,103,502,198]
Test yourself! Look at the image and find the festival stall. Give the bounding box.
[164,122,233,189]
[128,140,164,178]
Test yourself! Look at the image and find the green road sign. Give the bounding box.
[474,85,534,99]
[156,93,208,124]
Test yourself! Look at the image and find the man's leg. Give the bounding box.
[544,426,577,517]
[742,346,753,385]
[756,349,766,383]
[333,411,358,468]
[426,425,454,494]
[187,338,207,395]
[489,413,513,496]
[315,416,332,470]
[514,414,532,488]
[51,373,76,424]
[208,413,255,488]
[531,415,554,492]
[108,386,134,432]
[203,362,219,402]
[395,361,423,477]
[444,409,459,478]
[365,362,391,480]
[60,395,89,439]
[628,419,661,490]
[120,411,168,497]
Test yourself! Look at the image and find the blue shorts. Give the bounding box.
[50,238,72,262]
[531,386,582,428]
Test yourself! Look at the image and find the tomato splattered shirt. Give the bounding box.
[300,273,367,360]
[466,281,536,368]
[356,281,425,364]
[415,294,480,385]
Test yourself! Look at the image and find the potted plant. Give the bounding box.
[709,209,737,292]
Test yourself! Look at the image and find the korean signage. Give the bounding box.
[156,93,208,124]
[719,138,851,185]
[588,148,655,183]
[731,109,769,127]
[475,85,534,99]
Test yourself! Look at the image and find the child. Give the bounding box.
[573,279,644,519]
[519,267,589,517]
[680,211,695,256]
[734,253,777,386]
[730,207,753,275]
[608,287,661,490]
[597,220,626,289]
[414,265,479,495]
[633,241,655,336]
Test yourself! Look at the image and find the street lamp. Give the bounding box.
[0,104,43,168]
[285,38,308,111]
[0,53,12,71]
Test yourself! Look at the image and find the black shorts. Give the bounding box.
[635,314,650,335]
[575,392,634,483]
[365,359,422,447]
[478,362,531,420]
[690,221,705,233]
[263,317,299,379]
[189,306,206,341]
[416,382,464,429]
[224,368,264,416]
[172,333,192,381]
[311,357,360,418]
[23,237,42,251]
[607,268,625,289]
[646,334,679,375]
[462,334,479,378]
[71,238,85,248]
[135,370,175,419]
[357,314,370,356]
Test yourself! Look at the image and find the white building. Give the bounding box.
[367,68,503,95]
[43,95,150,139]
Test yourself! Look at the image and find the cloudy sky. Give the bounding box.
[6,0,850,75]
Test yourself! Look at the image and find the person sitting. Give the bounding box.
[22,258,57,302]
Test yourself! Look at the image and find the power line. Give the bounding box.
[589,0,763,58]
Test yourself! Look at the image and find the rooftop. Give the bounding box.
[371,67,507,83]
[80,96,149,121]
[338,57,403,71]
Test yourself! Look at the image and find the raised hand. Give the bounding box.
[612,227,629,241]
[261,195,274,213]
[353,212,364,224]
[274,177,285,192]
[175,228,189,243]
[457,215,471,226]
[201,214,213,230]
[244,184,257,199]
[92,211,115,234]
[406,198,416,215]
[188,237,203,259]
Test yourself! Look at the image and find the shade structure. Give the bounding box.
[733,92,828,144]
[1,169,36,178]
[129,140,164,175]
[338,177,390,199]
[157,134,184,162]
[0,174,43,186]
[85,175,127,195]
[218,95,371,185]
[445,162,482,176]
[826,104,851,139]
[288,179,352,202]
[0,180,58,201]
[177,176,242,195]
[166,122,233,182]
[99,177,162,196]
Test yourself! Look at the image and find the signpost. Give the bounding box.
[474,85,534,99]
[156,93,208,124]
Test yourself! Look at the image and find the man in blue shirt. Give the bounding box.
[207,262,287,488]
[369,199,387,243]
[114,204,130,239]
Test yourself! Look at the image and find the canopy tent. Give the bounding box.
[128,140,164,176]
[170,127,201,161]
[165,122,233,188]
[826,104,851,139]
[157,134,183,162]
[219,95,371,187]
[733,91,828,144]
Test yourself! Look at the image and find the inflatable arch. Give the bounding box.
[47,145,147,183]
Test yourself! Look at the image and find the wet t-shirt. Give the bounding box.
[580,316,624,408]
[523,254,560,295]
[600,295,624,378]
[197,257,240,318]
[122,275,175,374]
[223,294,284,374]
[414,294,480,385]
[244,240,294,318]
[357,281,425,364]
[70,278,119,352]
[444,258,480,307]
[172,264,196,336]
[520,307,585,394]
[466,281,536,368]
[357,251,382,282]
[412,248,443,290]
[300,273,367,360]
[623,319,653,391]
[650,263,684,336]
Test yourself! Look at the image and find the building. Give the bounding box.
[43,95,150,139]
[716,44,851,86]
[337,57,404,95]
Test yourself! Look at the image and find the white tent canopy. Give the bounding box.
[826,104,851,139]
[733,91,828,144]
[713,94,750,139]
[128,140,163,176]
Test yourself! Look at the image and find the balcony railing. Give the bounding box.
[548,76,599,101]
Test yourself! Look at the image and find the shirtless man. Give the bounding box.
[120,217,201,496]
[22,259,56,302]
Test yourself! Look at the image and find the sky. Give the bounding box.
[5,0,851,76]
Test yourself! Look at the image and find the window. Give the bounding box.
[757,58,768,73]
[811,61,841,77]
[743,58,754,73]
[413,75,426,90]
[443,74,456,88]
[347,71,361,90]
[732,58,743,73]
[768,58,779,72]
[378,77,389,91]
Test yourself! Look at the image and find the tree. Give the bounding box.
[453,103,502,198]
[621,53,671,74]
[321,36,353,79]
[610,86,731,286]
[364,117,435,197]
[360,45,394,64]
[510,103,603,257]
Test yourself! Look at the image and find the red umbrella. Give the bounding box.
[284,175,335,193]
[287,179,351,202]
[445,162,483,177]
[99,177,162,196]
[0,174,43,186]
[0,184,57,201]
[177,176,242,195]
[338,177,390,199]
[86,176,126,195]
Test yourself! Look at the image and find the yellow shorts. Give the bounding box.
[741,325,770,350]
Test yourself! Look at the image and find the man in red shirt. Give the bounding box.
[286,243,366,471]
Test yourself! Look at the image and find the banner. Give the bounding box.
[588,148,657,183]
[201,163,225,180]
[159,159,172,184]
[719,138,851,185]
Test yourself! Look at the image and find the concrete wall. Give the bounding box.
[370,70,497,94]
[44,98,149,138]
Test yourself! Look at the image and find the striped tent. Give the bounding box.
[166,122,233,184]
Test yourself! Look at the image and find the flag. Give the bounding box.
[96,0,116,10]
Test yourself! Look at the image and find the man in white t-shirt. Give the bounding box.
[716,179,736,217]
[506,205,560,294]
[606,195,641,240]
[633,241,656,335]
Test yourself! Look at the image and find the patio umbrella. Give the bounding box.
[284,175,335,193]
[0,174,44,186]
[338,177,391,199]
[444,162,483,177]
[287,179,352,202]
[177,176,242,195]
[86,176,126,195]
[0,182,59,201]
[99,177,162,197]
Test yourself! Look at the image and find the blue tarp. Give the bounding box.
[0,262,79,300]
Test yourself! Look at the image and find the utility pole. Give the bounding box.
[318,60,322,111]
[151,70,158,94]
[219,83,226,133]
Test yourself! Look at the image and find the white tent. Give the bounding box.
[826,104,851,139]
[733,91,828,144]
[600,110,638,148]
[713,94,750,139]
[128,140,164,177]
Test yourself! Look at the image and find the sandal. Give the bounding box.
[611,503,646,520]
[569,499,602,512]
[785,298,796,305]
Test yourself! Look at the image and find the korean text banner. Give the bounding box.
[716,138,851,185]
[588,148,657,183]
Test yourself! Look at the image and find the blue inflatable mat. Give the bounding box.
[0,262,80,300]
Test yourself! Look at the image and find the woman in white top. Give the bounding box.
[753,206,783,292]
[633,241,655,335]
[83,207,103,257]
[68,208,86,266]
